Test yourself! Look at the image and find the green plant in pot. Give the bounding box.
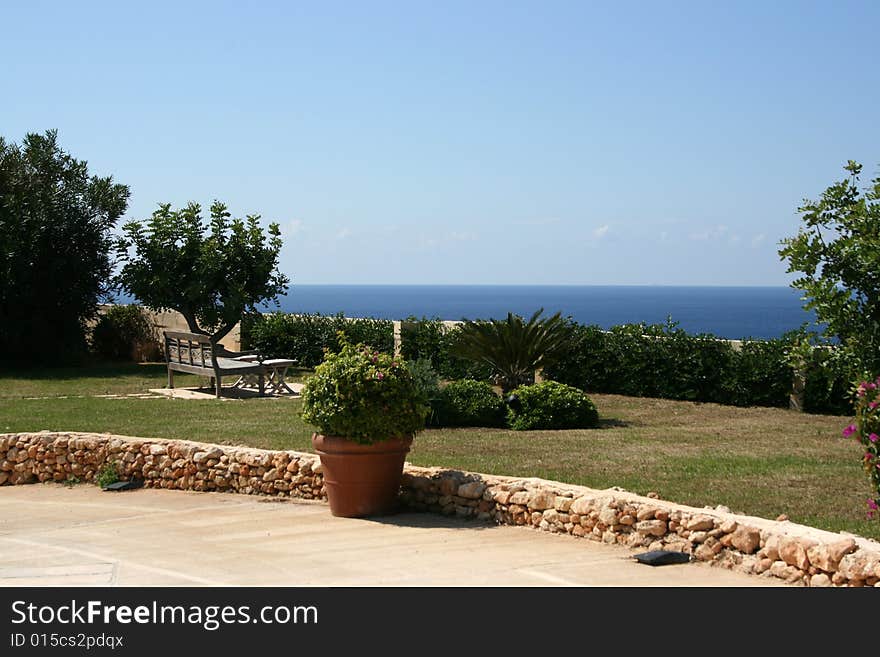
[300,337,429,517]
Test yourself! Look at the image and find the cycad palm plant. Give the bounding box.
[452,309,574,393]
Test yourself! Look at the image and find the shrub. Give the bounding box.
[406,358,441,425]
[544,320,739,402]
[0,130,130,364]
[433,379,507,428]
[400,317,494,381]
[91,305,160,361]
[726,337,792,407]
[242,312,393,366]
[802,348,853,416]
[844,378,880,520]
[507,381,599,431]
[453,309,575,393]
[539,323,613,392]
[543,320,853,415]
[95,461,120,488]
[300,339,428,444]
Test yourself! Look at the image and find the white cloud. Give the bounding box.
[751,233,766,247]
[284,219,304,236]
[450,231,478,242]
[592,224,610,239]
[336,228,352,240]
[689,224,729,242]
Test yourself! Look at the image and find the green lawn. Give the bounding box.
[0,363,203,398]
[0,363,876,540]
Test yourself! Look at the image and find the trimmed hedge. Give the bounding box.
[432,380,507,428]
[242,311,854,416]
[241,312,393,367]
[399,317,494,381]
[507,381,599,431]
[543,321,852,415]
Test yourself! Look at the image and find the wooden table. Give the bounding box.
[232,357,298,395]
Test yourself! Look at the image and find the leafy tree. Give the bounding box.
[452,309,574,393]
[778,161,880,377]
[116,201,289,343]
[0,130,130,363]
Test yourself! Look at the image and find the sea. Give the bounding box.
[264,285,816,340]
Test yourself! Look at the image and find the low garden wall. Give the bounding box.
[2,431,879,588]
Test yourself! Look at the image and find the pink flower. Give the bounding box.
[871,433,879,443]
[375,372,384,380]
[869,402,878,409]
[868,499,879,511]
[842,424,857,437]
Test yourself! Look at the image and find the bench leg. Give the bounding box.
[168,369,174,389]
[215,376,222,399]
[258,372,265,396]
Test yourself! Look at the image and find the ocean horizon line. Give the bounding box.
[283,283,799,289]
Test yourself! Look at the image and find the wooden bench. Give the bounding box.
[163,330,266,398]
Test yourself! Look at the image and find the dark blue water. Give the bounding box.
[268,285,815,340]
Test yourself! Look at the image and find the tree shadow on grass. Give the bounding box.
[0,362,167,381]
[597,417,630,429]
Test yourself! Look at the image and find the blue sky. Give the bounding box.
[3,1,879,285]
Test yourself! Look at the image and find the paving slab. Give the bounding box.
[0,485,782,587]
[149,384,302,400]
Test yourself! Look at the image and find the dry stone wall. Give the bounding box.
[2,431,879,588]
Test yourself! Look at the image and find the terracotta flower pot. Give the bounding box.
[312,433,413,518]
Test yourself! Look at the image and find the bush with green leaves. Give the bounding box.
[242,312,393,365]
[91,305,161,362]
[844,378,880,520]
[798,343,854,416]
[543,320,851,414]
[453,309,574,393]
[95,461,120,488]
[507,380,599,431]
[726,336,793,408]
[0,130,130,364]
[300,339,428,444]
[432,379,507,428]
[400,317,493,381]
[406,358,441,425]
[544,320,735,401]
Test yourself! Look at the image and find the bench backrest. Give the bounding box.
[164,331,216,368]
